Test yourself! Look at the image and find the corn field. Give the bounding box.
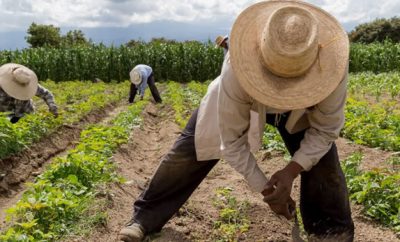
[1,41,399,83]
[0,42,223,83]
[350,41,400,73]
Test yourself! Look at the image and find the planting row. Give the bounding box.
[342,153,399,234]
[0,80,128,159]
[164,74,400,153]
[345,72,400,151]
[348,72,400,100]
[162,80,400,234]
[0,98,148,241]
[343,97,400,151]
[163,80,209,127]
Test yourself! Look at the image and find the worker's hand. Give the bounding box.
[9,116,21,123]
[262,185,296,220]
[263,162,303,206]
[50,107,59,118]
[267,198,296,220]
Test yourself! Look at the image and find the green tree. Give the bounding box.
[25,22,62,48]
[61,29,91,47]
[349,17,400,43]
[149,37,177,44]
[125,39,145,47]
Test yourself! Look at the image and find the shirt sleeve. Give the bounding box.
[36,84,58,112]
[292,75,347,171]
[218,56,269,192]
[138,73,148,96]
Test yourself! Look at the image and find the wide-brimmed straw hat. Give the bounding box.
[215,35,228,47]
[230,0,349,110]
[130,69,142,85]
[0,63,38,100]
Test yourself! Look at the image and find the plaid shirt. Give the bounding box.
[0,84,58,118]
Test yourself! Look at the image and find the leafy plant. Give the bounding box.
[343,97,400,151]
[212,187,250,242]
[262,125,287,153]
[164,80,209,128]
[0,80,127,159]
[0,98,148,241]
[342,152,400,233]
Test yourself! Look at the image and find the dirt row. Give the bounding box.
[82,103,399,242]
[0,102,129,229]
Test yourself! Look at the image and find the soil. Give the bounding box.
[80,102,399,242]
[0,102,128,229]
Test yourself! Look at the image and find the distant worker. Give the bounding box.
[92,77,103,83]
[129,64,162,104]
[0,63,58,123]
[215,35,229,57]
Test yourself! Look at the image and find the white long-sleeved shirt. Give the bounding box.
[131,64,153,97]
[195,53,347,192]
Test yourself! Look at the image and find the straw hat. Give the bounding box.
[130,69,142,85]
[0,63,38,100]
[230,0,349,110]
[215,35,228,47]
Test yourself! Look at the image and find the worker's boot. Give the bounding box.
[119,222,145,242]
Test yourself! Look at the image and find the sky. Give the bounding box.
[0,0,399,50]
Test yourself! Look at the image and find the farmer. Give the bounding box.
[215,35,229,57]
[129,64,162,104]
[0,63,58,123]
[119,1,354,241]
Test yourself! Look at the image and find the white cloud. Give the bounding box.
[0,0,398,31]
[307,0,399,25]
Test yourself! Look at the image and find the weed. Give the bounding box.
[212,187,250,242]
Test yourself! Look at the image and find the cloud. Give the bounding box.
[307,0,399,26]
[0,0,398,32]
[0,0,261,30]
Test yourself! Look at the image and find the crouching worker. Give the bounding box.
[0,63,58,123]
[119,1,354,241]
[129,64,162,104]
[215,35,229,57]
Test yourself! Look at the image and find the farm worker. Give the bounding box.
[0,63,58,123]
[215,35,229,57]
[129,64,162,103]
[119,1,354,242]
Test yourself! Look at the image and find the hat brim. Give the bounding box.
[216,37,228,47]
[230,0,349,110]
[130,70,142,85]
[0,63,38,100]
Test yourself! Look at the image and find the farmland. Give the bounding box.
[0,42,399,242]
[0,41,400,83]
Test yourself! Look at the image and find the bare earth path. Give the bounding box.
[0,102,129,230]
[83,102,399,242]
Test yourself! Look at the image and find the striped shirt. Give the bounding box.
[0,84,57,118]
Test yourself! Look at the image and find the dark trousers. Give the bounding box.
[129,73,162,103]
[266,113,354,240]
[133,110,354,240]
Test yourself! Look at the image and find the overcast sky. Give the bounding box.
[0,0,399,49]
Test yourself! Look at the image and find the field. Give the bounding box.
[0,43,400,242]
